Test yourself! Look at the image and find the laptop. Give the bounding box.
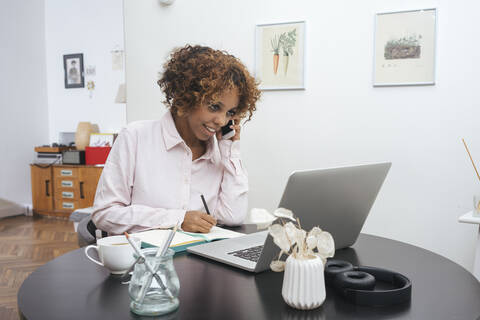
[187,162,391,273]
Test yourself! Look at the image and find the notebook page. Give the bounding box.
[182,226,245,241]
[133,229,204,248]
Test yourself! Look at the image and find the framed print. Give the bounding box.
[255,21,305,90]
[373,8,437,86]
[89,133,116,147]
[63,53,85,88]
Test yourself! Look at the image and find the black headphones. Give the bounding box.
[324,259,412,307]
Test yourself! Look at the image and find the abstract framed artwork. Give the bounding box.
[63,53,85,88]
[373,8,437,86]
[255,21,305,90]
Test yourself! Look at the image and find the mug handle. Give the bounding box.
[84,245,104,267]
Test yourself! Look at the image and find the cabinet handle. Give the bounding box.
[80,181,85,199]
[45,180,50,197]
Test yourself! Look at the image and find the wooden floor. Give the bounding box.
[0,214,79,320]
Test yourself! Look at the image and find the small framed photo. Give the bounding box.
[255,21,306,90]
[89,133,116,147]
[63,53,85,88]
[373,8,437,86]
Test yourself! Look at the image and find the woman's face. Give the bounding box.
[186,88,240,142]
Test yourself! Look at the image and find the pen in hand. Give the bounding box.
[200,194,211,215]
[200,194,217,229]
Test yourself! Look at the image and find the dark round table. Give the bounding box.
[18,231,480,320]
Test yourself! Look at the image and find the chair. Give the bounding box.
[75,214,108,247]
[77,215,96,247]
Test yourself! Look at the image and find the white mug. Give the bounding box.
[84,235,140,274]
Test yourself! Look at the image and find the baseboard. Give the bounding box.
[23,203,33,216]
[0,201,27,218]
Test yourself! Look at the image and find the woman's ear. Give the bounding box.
[175,108,188,117]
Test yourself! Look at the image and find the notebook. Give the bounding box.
[133,226,244,253]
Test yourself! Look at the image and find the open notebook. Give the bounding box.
[132,226,245,253]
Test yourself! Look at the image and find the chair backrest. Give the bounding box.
[77,216,96,247]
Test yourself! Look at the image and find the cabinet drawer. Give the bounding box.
[54,190,79,201]
[53,167,79,179]
[56,177,78,189]
[54,200,80,212]
[54,178,92,202]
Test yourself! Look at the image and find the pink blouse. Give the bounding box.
[91,111,248,234]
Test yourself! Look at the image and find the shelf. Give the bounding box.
[35,146,74,153]
[458,211,480,225]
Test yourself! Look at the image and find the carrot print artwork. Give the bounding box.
[278,29,297,76]
[270,35,280,74]
[256,21,305,89]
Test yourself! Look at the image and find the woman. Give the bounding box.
[92,45,261,235]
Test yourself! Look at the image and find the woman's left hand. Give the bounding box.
[230,118,241,141]
[217,119,241,141]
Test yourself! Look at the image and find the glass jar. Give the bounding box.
[128,248,180,316]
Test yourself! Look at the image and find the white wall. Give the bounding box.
[0,0,49,206]
[45,0,126,142]
[124,0,480,272]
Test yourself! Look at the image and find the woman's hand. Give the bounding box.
[216,118,241,141]
[182,211,217,233]
[230,118,241,141]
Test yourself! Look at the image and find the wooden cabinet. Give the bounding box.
[30,165,53,213]
[30,164,103,218]
[78,167,103,208]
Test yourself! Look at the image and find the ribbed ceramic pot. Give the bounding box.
[75,122,94,151]
[282,255,326,310]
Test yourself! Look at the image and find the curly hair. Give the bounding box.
[158,45,261,121]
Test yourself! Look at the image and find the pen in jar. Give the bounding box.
[124,232,174,299]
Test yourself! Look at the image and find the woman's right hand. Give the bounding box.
[182,211,217,233]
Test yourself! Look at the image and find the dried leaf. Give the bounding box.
[295,228,307,256]
[306,226,322,251]
[308,226,323,237]
[306,233,317,251]
[270,260,285,272]
[316,231,335,258]
[273,208,296,221]
[269,224,290,252]
[284,222,298,246]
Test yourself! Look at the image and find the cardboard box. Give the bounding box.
[85,146,111,165]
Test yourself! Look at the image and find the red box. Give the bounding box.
[85,146,111,165]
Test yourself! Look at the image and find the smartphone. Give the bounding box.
[221,120,235,140]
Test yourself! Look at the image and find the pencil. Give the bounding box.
[158,223,179,257]
[200,194,211,215]
[462,138,480,183]
[124,232,159,276]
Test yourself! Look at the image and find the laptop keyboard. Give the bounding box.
[227,245,264,262]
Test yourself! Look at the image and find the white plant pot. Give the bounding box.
[282,255,326,310]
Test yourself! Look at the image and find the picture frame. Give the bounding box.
[255,21,305,90]
[89,133,116,147]
[373,8,437,86]
[63,53,85,88]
